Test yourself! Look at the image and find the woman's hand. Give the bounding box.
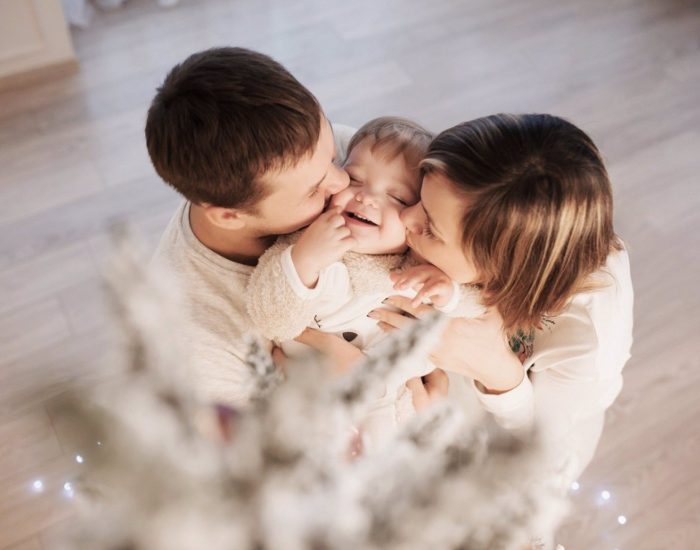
[369,296,525,394]
[294,328,365,375]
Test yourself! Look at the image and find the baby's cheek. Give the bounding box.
[383,209,408,241]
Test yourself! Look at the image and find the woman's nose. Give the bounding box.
[400,202,423,234]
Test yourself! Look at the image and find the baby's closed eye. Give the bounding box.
[389,194,408,206]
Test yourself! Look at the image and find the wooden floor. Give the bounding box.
[1,0,699,548]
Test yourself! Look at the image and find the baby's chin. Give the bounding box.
[349,231,408,255]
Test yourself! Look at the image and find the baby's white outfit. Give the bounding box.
[246,232,484,448]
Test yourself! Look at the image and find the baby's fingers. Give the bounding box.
[334,225,352,239]
[392,266,420,288]
[394,271,428,291]
[340,235,358,251]
[411,282,435,307]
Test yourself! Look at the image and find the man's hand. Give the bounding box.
[406,368,449,411]
[294,328,365,375]
[390,264,455,308]
[271,346,287,375]
[292,208,356,288]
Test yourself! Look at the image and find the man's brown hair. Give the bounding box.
[145,47,321,209]
[422,114,622,332]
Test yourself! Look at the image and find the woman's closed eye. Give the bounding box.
[422,223,437,240]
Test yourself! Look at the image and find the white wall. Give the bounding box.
[0,0,76,81]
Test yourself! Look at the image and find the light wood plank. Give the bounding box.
[0,0,698,547]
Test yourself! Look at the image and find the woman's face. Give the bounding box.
[400,171,479,284]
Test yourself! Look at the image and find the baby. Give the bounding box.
[246,117,483,446]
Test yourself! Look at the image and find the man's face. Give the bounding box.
[249,117,350,236]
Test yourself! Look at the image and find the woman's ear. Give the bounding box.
[202,205,247,230]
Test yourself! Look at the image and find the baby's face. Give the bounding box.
[330,138,421,254]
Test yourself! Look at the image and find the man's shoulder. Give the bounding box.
[151,200,188,264]
[151,201,252,296]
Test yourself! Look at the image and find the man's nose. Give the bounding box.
[324,164,350,194]
[400,202,423,234]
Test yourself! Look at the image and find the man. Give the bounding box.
[146,47,351,406]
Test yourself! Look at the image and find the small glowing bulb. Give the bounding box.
[97,441,102,446]
[601,490,611,501]
[570,481,580,491]
[75,454,84,464]
[32,479,44,492]
[63,481,75,498]
[63,482,72,491]
[617,515,627,525]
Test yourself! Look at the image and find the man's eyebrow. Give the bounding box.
[309,171,327,192]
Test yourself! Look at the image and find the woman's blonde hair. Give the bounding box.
[422,114,622,332]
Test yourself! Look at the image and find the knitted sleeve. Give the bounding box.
[245,233,320,342]
[438,284,486,319]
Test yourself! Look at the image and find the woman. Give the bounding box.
[297,113,633,485]
[370,113,634,484]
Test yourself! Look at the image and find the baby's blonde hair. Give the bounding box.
[347,116,433,171]
[422,114,622,332]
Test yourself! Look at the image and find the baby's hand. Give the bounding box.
[292,208,356,288]
[390,264,454,308]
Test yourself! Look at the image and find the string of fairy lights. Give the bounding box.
[26,441,630,549]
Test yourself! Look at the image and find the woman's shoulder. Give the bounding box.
[530,248,634,373]
[568,245,632,309]
[595,246,632,294]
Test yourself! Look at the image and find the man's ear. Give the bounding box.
[201,205,248,230]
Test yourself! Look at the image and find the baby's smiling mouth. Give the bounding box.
[345,211,378,226]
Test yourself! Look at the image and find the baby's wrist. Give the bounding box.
[290,246,320,289]
[432,294,451,308]
[433,282,458,310]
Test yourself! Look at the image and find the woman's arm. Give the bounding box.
[370,296,626,439]
[368,297,529,428]
[370,297,525,391]
[524,303,624,439]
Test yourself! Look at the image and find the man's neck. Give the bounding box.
[188,204,274,266]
